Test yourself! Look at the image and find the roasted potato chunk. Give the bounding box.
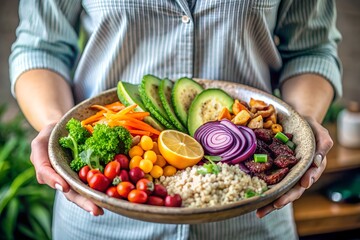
[247,115,263,129]
[232,110,252,125]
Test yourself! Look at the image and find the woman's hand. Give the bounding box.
[30,123,104,216]
[256,117,333,218]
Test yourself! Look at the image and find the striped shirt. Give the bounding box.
[9,1,342,240]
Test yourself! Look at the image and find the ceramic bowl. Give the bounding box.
[48,79,315,224]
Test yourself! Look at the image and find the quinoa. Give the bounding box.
[157,162,268,208]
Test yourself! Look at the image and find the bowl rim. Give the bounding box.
[48,79,315,222]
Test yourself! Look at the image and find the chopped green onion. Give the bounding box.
[204,155,222,162]
[254,154,268,163]
[286,140,296,151]
[245,189,257,198]
[274,132,289,143]
[197,156,222,175]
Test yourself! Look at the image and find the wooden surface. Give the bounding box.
[294,194,360,236]
[293,123,360,236]
[325,124,360,172]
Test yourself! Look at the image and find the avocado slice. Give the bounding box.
[172,77,204,127]
[117,81,165,131]
[187,88,234,136]
[159,78,188,133]
[138,75,175,130]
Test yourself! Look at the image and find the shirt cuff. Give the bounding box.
[279,56,343,100]
[10,51,73,97]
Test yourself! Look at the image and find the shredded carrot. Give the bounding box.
[115,104,137,115]
[128,129,151,136]
[82,101,160,137]
[113,118,160,136]
[81,110,106,126]
[105,101,124,111]
[107,111,150,121]
[125,112,150,119]
[83,124,94,134]
[90,104,114,112]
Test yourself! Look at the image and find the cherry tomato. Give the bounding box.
[119,169,129,182]
[153,184,168,199]
[86,169,102,183]
[129,167,145,184]
[117,181,135,199]
[146,196,164,206]
[79,166,90,183]
[88,173,110,192]
[106,186,121,198]
[128,189,148,203]
[164,194,182,207]
[143,173,153,182]
[104,160,121,181]
[136,178,154,195]
[114,154,130,170]
[139,159,153,173]
[112,169,130,185]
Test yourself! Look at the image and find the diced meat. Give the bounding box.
[253,128,273,144]
[255,168,289,185]
[274,154,299,168]
[285,133,293,140]
[244,157,273,173]
[269,138,294,157]
[256,139,271,155]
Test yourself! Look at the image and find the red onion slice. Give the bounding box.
[194,119,257,165]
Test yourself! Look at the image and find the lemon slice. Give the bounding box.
[158,130,204,169]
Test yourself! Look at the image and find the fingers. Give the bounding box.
[306,118,333,168]
[256,203,275,218]
[63,190,104,216]
[257,157,327,218]
[31,124,104,216]
[30,123,70,192]
[256,182,306,218]
[300,157,327,189]
[256,119,333,219]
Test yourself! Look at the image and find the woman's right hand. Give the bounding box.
[30,123,104,216]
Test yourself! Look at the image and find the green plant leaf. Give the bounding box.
[0,137,18,163]
[2,197,20,240]
[0,108,54,239]
[0,167,34,214]
[17,222,38,240]
[28,213,49,240]
[29,204,52,240]
[17,186,55,200]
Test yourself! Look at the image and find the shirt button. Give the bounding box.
[181,15,190,24]
[274,35,280,46]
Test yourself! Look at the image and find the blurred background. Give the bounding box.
[1,1,359,239]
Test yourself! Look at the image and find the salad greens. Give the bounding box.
[197,155,222,175]
[59,118,132,171]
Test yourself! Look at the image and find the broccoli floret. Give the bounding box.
[84,124,132,164]
[65,118,90,144]
[69,156,87,172]
[59,118,90,171]
[79,149,103,172]
[114,126,132,154]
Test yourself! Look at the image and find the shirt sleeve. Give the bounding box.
[274,0,343,99]
[9,0,82,96]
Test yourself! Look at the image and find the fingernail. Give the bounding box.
[273,203,283,210]
[55,183,63,192]
[308,177,315,188]
[314,154,323,168]
[90,211,95,216]
[263,206,275,217]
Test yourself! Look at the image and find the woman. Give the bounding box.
[9,0,341,239]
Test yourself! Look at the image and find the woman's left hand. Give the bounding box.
[256,117,333,218]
